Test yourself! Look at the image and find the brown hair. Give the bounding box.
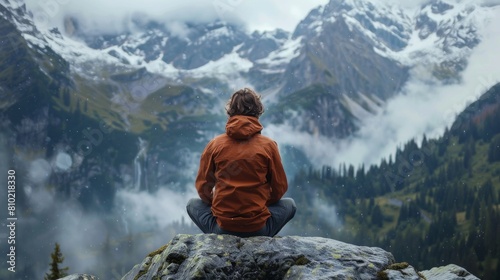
[226,88,264,118]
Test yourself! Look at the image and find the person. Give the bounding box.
[186,88,296,237]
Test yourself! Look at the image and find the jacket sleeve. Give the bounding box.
[267,141,288,205]
[195,140,216,204]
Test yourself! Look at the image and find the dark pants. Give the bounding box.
[186,198,296,237]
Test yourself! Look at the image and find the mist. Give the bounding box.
[115,186,197,233]
[0,131,202,278]
[11,182,201,278]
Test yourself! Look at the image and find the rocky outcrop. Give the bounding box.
[421,264,480,280]
[378,262,479,280]
[120,234,478,280]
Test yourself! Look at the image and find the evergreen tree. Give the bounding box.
[488,135,500,162]
[425,152,439,174]
[347,164,355,179]
[463,145,472,170]
[421,134,428,148]
[368,197,375,210]
[371,205,384,227]
[44,243,69,280]
[62,90,70,107]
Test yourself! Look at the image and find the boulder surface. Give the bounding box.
[122,234,394,279]
[120,234,474,280]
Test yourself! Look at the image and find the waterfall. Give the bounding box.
[133,137,148,191]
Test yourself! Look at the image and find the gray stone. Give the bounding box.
[122,234,395,280]
[121,234,482,280]
[378,262,425,280]
[420,264,480,280]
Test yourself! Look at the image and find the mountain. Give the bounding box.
[288,83,500,279]
[3,0,495,138]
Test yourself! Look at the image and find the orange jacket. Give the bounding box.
[195,115,288,232]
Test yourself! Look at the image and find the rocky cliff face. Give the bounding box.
[118,234,479,280]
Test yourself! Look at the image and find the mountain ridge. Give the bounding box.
[38,0,498,138]
[3,0,496,140]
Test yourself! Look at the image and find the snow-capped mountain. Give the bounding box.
[281,0,498,137]
[1,0,498,197]
[4,0,496,128]
[1,0,499,185]
[57,16,298,95]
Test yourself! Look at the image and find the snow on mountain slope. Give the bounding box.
[255,36,303,72]
[295,0,498,85]
[5,0,497,91]
[2,0,499,139]
[189,48,253,78]
[383,0,496,82]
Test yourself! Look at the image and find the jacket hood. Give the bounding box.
[226,115,263,140]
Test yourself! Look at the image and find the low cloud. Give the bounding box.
[13,183,199,278]
[115,187,197,233]
[24,0,329,34]
[22,0,500,36]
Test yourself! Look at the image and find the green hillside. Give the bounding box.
[288,83,500,279]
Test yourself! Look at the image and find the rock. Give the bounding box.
[420,264,480,280]
[58,274,99,280]
[121,234,482,280]
[378,262,425,280]
[122,234,396,280]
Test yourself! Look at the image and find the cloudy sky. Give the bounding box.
[24,0,500,34]
[25,0,329,33]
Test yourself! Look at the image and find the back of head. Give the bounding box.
[226,88,264,118]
